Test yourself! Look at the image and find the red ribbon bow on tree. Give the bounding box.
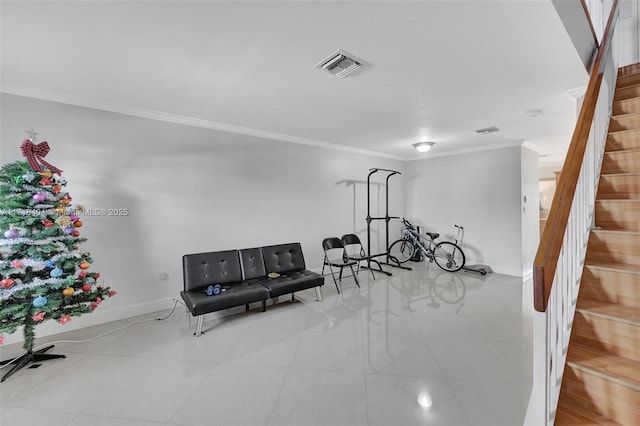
[20,139,63,174]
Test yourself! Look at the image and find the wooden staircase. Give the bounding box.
[555,63,640,425]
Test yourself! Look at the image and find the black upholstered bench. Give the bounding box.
[181,242,323,336]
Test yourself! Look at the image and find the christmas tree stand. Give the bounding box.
[0,345,65,382]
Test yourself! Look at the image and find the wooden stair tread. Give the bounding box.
[618,63,640,77]
[612,98,640,116]
[616,75,640,90]
[607,129,640,135]
[566,343,640,391]
[584,259,640,274]
[615,83,640,95]
[599,170,640,177]
[576,298,640,325]
[590,228,640,236]
[596,198,640,202]
[604,148,640,155]
[555,400,620,425]
[584,262,640,275]
[611,111,640,119]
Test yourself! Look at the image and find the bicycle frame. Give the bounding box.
[390,218,466,273]
[401,225,437,261]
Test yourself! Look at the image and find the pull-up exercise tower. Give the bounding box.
[364,168,411,276]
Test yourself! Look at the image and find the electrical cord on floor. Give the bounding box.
[155,298,184,320]
[0,298,185,370]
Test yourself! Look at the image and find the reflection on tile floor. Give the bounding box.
[0,264,534,426]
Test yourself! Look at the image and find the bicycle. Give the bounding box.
[388,218,466,272]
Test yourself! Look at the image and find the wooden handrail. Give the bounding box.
[533,0,619,312]
[580,0,600,51]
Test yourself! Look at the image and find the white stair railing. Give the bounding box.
[531,1,620,424]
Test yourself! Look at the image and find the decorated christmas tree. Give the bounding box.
[0,131,115,381]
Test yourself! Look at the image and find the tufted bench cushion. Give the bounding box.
[181,250,270,316]
[258,269,324,298]
[259,243,324,297]
[181,282,270,316]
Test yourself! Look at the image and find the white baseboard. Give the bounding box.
[1,298,178,346]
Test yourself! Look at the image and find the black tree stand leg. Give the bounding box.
[1,345,66,382]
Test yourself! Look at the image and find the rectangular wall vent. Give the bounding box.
[316,50,365,78]
[475,126,500,135]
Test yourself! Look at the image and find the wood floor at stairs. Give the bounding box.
[555,400,621,425]
[555,63,640,426]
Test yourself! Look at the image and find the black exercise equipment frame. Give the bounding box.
[363,168,412,276]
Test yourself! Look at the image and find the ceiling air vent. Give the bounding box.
[316,50,365,78]
[475,126,500,135]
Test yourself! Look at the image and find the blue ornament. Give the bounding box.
[45,260,55,269]
[23,171,35,182]
[50,268,63,278]
[33,296,47,307]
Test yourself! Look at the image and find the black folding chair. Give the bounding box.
[341,233,376,280]
[321,237,360,294]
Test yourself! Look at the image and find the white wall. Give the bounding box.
[1,93,405,343]
[405,145,528,276]
[521,146,541,277]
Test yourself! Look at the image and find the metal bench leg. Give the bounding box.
[262,299,267,312]
[315,286,323,301]
[195,315,204,337]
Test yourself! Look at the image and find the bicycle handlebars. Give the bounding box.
[402,218,464,234]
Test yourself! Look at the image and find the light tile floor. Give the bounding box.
[0,263,534,426]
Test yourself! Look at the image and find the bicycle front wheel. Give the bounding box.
[388,239,415,264]
[433,241,465,272]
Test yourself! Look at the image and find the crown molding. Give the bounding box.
[1,83,405,161]
[406,139,527,161]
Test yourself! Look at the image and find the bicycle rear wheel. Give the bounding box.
[388,239,415,264]
[433,241,465,272]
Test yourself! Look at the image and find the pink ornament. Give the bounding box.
[59,315,72,325]
[32,312,46,322]
[32,193,46,202]
[0,335,4,345]
[10,260,23,268]
[70,214,79,221]
[108,290,117,297]
[0,278,15,288]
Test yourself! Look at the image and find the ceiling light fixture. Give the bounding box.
[413,142,434,153]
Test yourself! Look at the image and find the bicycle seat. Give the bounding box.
[426,232,439,240]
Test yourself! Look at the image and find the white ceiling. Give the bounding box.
[0,1,588,163]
